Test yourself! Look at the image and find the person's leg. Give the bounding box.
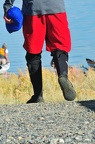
[46,13,76,101]
[51,50,76,101]
[23,15,46,54]
[25,52,44,103]
[0,58,2,65]
[51,50,68,76]
[0,58,8,77]
[1,58,7,65]
[23,15,46,103]
[46,12,71,53]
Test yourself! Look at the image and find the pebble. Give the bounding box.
[0,100,95,144]
[50,138,64,144]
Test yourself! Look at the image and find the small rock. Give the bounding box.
[50,138,64,144]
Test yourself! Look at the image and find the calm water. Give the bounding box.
[0,0,95,74]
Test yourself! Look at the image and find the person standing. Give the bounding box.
[3,0,76,103]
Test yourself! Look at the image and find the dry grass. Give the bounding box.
[0,67,95,104]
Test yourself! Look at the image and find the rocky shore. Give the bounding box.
[0,100,95,144]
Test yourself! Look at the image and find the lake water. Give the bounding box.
[0,0,95,74]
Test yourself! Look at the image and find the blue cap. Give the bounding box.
[6,6,23,33]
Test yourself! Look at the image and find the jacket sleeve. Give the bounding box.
[3,0,15,14]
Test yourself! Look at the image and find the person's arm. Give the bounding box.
[3,0,15,23]
[3,0,15,14]
[4,49,10,63]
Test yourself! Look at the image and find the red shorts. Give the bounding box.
[23,12,71,54]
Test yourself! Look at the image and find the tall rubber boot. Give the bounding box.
[51,50,68,76]
[51,50,76,101]
[25,53,44,103]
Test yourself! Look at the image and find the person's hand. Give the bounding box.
[50,58,55,68]
[3,15,13,24]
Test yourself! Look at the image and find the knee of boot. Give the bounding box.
[25,52,41,73]
[51,50,68,58]
[28,60,41,74]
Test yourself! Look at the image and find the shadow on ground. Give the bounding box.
[77,100,95,112]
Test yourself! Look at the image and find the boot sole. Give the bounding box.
[58,76,76,101]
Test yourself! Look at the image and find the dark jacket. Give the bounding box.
[3,0,66,15]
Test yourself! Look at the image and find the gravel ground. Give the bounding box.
[0,100,95,144]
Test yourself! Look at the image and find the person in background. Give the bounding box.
[0,43,9,65]
[3,0,76,103]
